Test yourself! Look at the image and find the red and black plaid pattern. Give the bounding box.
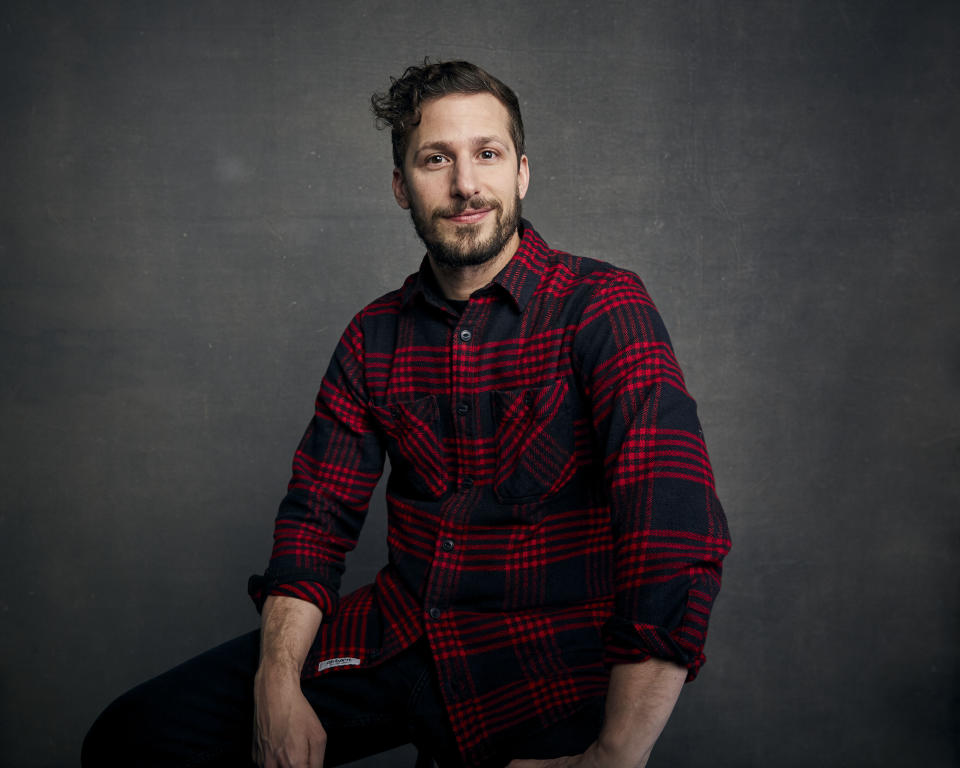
[249,221,731,766]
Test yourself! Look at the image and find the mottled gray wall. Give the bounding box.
[1,1,957,766]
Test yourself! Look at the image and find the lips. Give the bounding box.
[446,208,492,224]
[438,197,501,225]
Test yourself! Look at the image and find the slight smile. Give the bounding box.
[445,208,492,224]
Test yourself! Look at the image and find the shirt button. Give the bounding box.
[458,329,473,342]
[460,477,474,489]
[456,403,470,415]
[428,607,442,620]
[441,538,455,552]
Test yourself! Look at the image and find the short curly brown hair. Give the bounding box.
[371,58,525,170]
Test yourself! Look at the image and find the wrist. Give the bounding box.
[256,654,303,683]
[594,733,648,768]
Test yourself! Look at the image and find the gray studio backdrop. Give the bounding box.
[2,2,957,766]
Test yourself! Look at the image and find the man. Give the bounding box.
[83,59,730,768]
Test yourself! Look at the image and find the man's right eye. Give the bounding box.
[425,154,446,165]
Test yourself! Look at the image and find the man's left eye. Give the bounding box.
[479,150,497,160]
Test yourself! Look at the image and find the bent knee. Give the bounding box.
[81,694,140,766]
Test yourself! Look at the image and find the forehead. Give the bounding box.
[409,93,514,152]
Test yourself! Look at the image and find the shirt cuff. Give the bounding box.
[247,568,339,617]
[602,615,705,681]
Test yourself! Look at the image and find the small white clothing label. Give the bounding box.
[317,656,362,673]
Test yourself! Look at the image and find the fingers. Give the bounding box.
[253,670,327,768]
[253,744,319,768]
[507,757,578,768]
[307,723,326,768]
[255,735,324,768]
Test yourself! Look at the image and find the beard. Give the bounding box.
[408,192,522,269]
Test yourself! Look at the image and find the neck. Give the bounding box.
[428,230,521,301]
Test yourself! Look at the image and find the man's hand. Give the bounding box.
[507,658,687,768]
[507,743,603,768]
[253,661,327,768]
[252,595,326,768]
[506,738,648,768]
[507,741,631,768]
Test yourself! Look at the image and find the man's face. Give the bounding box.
[392,92,530,269]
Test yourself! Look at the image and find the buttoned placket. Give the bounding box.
[451,310,477,494]
[423,303,479,630]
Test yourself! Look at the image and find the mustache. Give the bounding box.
[432,197,502,220]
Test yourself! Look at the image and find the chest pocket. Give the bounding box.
[492,378,576,504]
[370,395,447,500]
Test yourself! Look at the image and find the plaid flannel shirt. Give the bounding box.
[249,220,731,766]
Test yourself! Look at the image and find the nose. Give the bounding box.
[450,160,480,200]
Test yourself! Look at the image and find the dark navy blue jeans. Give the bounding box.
[81,631,604,767]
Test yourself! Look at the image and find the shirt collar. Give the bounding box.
[399,219,548,313]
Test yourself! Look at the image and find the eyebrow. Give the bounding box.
[413,136,510,157]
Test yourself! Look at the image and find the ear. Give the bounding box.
[392,167,410,209]
[516,154,530,200]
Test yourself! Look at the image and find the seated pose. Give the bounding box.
[83,58,731,768]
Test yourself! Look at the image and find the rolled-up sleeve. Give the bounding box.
[574,270,731,680]
[248,313,386,616]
